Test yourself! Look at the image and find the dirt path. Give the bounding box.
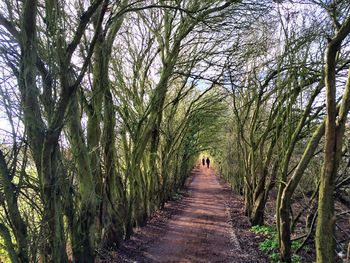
[143,166,238,262]
[107,166,268,263]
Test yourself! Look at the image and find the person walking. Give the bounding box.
[206,157,210,168]
[202,157,205,166]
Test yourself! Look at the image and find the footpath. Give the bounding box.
[107,165,268,263]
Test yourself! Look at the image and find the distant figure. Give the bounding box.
[202,157,205,166]
[206,157,210,168]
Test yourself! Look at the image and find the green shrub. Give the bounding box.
[259,238,279,252]
[250,225,303,263]
[251,225,276,236]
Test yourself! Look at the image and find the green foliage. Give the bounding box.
[292,254,302,262]
[251,225,276,236]
[251,225,279,261]
[250,225,303,263]
[266,252,302,263]
[291,240,302,250]
[270,252,280,262]
[259,237,278,253]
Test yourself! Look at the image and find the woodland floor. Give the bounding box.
[100,165,269,262]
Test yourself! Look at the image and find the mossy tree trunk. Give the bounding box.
[18,0,105,260]
[0,150,28,263]
[67,93,98,262]
[90,3,127,247]
[316,17,350,263]
[230,70,282,225]
[277,83,323,262]
[279,120,325,262]
[18,1,67,261]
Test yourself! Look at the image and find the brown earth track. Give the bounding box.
[101,165,268,263]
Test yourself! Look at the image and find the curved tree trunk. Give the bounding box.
[279,121,325,262]
[316,17,350,263]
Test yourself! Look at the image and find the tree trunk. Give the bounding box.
[101,88,124,248]
[279,121,325,262]
[244,184,253,217]
[316,18,350,263]
[67,95,97,262]
[0,150,28,263]
[41,136,69,263]
[250,190,266,226]
[19,1,68,261]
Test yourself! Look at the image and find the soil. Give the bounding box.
[100,165,268,263]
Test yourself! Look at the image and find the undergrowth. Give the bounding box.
[250,225,303,263]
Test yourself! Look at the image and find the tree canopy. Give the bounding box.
[0,0,349,262]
